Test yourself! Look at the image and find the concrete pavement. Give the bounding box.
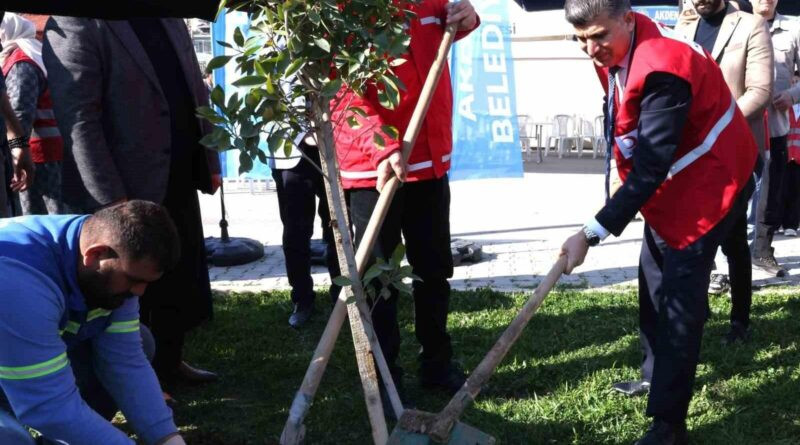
[201,157,800,294]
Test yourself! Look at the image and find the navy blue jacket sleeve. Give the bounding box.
[595,72,693,236]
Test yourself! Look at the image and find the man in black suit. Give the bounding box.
[561,1,757,444]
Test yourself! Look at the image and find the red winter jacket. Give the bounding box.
[331,0,479,189]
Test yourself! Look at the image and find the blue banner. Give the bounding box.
[449,0,523,181]
[634,6,680,27]
[211,10,271,179]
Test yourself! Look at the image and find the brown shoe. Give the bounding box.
[176,361,218,385]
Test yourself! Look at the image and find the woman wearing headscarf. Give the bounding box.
[0,13,63,215]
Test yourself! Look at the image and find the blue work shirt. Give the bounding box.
[0,215,177,444]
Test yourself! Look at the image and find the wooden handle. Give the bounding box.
[428,256,569,442]
[282,21,460,442]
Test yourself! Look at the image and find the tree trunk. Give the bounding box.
[311,98,388,445]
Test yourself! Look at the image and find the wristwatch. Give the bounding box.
[582,225,601,247]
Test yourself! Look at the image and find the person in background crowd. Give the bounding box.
[780,73,800,235]
[44,16,221,400]
[0,13,64,215]
[269,132,341,328]
[751,0,800,277]
[675,0,773,345]
[0,11,35,218]
[0,201,186,445]
[562,1,757,443]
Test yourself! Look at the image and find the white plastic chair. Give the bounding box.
[593,115,607,158]
[546,114,578,158]
[575,117,596,158]
[517,115,531,156]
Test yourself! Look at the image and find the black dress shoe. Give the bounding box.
[420,363,467,395]
[612,380,650,396]
[722,322,751,346]
[176,361,218,385]
[288,303,313,328]
[634,419,688,445]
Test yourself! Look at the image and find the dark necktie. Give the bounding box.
[605,66,620,204]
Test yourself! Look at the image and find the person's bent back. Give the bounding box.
[0,200,186,445]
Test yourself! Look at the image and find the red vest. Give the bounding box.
[596,14,757,249]
[331,0,478,189]
[2,48,64,163]
[789,105,800,163]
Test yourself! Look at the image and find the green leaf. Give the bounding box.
[257,149,268,164]
[333,275,352,287]
[240,121,258,138]
[283,140,294,158]
[346,116,362,129]
[285,57,306,77]
[373,132,386,149]
[320,78,342,98]
[378,262,395,272]
[238,150,253,174]
[226,92,240,114]
[377,90,394,111]
[348,106,368,118]
[314,37,331,53]
[199,132,219,148]
[395,281,413,296]
[215,133,232,151]
[321,78,343,98]
[265,73,277,95]
[381,125,399,140]
[363,264,383,283]
[232,76,267,87]
[196,106,217,118]
[206,55,232,73]
[308,10,322,25]
[390,58,407,67]
[268,129,286,153]
[381,76,400,109]
[254,60,269,78]
[379,288,392,300]
[210,86,225,109]
[233,26,245,47]
[203,114,227,125]
[391,243,405,266]
[215,40,233,49]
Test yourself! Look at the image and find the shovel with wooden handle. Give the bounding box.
[280,18,459,445]
[388,256,569,445]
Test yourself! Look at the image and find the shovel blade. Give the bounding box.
[388,421,496,445]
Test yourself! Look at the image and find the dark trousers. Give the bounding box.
[754,136,787,257]
[272,144,340,307]
[781,161,800,230]
[140,170,213,382]
[347,176,454,380]
[639,181,752,423]
[720,204,752,328]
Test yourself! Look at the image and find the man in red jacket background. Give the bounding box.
[332,0,479,396]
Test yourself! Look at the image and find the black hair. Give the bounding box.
[565,0,632,27]
[85,200,181,271]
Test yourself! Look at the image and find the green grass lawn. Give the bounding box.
[161,288,800,444]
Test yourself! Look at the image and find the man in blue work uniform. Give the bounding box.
[0,200,186,445]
